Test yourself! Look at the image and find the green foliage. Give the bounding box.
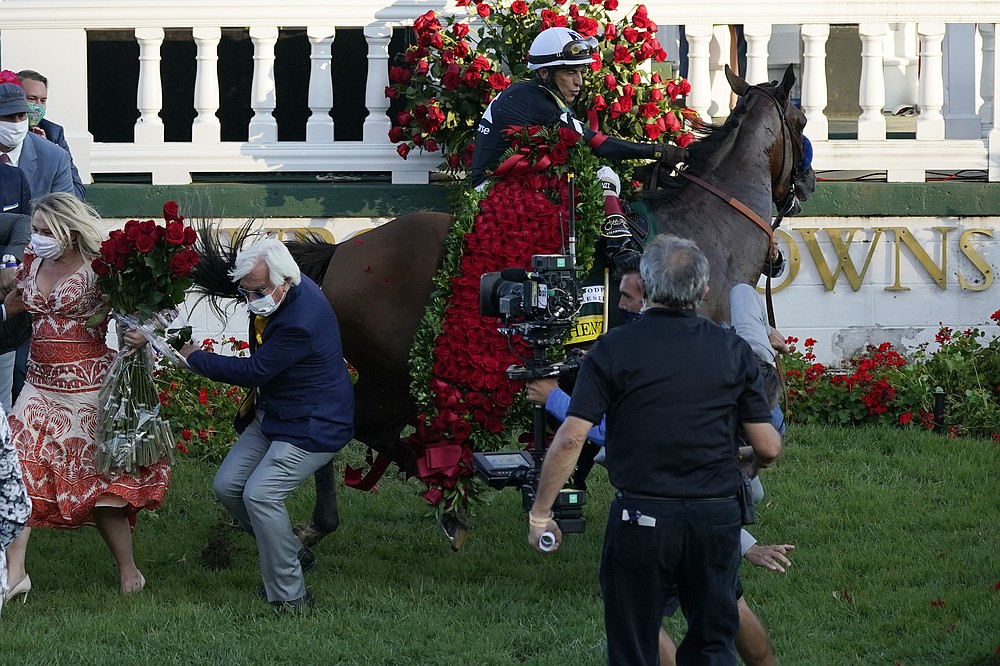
[2,426,998,665]
[783,311,1000,440]
[154,337,249,462]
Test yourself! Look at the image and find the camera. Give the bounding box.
[474,253,587,534]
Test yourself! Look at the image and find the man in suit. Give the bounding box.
[17,70,86,201]
[0,163,30,216]
[178,238,355,613]
[0,211,30,411]
[0,82,73,201]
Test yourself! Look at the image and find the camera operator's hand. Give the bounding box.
[528,511,562,553]
[525,378,558,405]
[744,543,795,573]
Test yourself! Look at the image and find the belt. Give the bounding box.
[616,490,736,502]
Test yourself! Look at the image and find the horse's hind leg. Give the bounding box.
[293,461,339,548]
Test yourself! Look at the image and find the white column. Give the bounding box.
[307,27,336,144]
[801,24,829,140]
[362,21,392,143]
[916,22,946,141]
[978,24,995,132]
[134,27,165,144]
[989,24,1000,180]
[684,23,714,123]
[707,24,731,117]
[858,23,887,141]
[943,24,981,139]
[192,26,221,144]
[248,26,279,143]
[743,23,772,86]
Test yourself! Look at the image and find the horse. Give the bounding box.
[191,63,814,549]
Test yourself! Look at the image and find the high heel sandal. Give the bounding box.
[4,574,31,603]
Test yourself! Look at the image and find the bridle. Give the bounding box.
[670,83,804,241]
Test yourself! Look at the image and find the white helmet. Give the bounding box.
[527,27,598,71]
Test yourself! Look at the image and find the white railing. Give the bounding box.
[2,1,1000,184]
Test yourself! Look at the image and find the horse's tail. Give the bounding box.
[284,234,338,285]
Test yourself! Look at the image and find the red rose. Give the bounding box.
[485,417,504,433]
[623,84,635,98]
[650,87,664,102]
[452,420,473,442]
[604,23,617,40]
[511,0,528,14]
[164,219,186,245]
[488,72,509,91]
[623,27,640,43]
[396,144,410,159]
[604,73,616,90]
[442,64,462,90]
[604,0,618,8]
[123,219,142,240]
[675,132,695,148]
[558,126,581,145]
[641,101,658,118]
[91,259,109,276]
[553,15,568,27]
[415,60,430,76]
[389,66,411,84]
[477,3,490,18]
[183,227,197,245]
[614,44,632,64]
[617,95,633,113]
[549,143,569,165]
[469,55,491,72]
[447,153,462,169]
[452,22,470,39]
[632,4,650,28]
[643,122,662,140]
[663,112,681,132]
[114,232,134,254]
[453,41,470,59]
[412,133,424,146]
[388,126,405,143]
[651,72,662,84]
[574,16,599,38]
[135,233,155,253]
[424,138,439,152]
[384,86,399,99]
[592,94,607,111]
[162,201,182,222]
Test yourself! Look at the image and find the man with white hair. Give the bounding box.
[179,238,354,613]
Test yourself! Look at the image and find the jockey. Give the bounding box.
[470,26,689,267]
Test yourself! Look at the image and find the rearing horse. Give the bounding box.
[191,64,814,548]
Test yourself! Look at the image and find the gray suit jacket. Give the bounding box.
[36,119,86,201]
[19,132,74,200]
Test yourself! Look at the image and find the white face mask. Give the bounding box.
[31,233,64,260]
[0,118,29,149]
[246,285,286,317]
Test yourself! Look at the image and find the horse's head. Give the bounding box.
[724,64,815,218]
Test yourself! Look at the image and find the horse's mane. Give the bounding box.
[284,234,338,285]
[641,119,735,206]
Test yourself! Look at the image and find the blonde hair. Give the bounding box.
[30,192,104,260]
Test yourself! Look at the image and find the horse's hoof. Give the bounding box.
[440,511,470,552]
[293,523,329,548]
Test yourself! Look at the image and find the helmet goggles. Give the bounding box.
[528,36,598,69]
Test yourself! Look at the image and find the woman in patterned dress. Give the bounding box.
[0,408,30,613]
[1,193,170,597]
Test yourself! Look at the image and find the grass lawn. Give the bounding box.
[1,424,998,665]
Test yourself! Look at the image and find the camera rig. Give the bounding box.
[472,176,588,534]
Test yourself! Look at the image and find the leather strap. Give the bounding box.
[678,170,773,241]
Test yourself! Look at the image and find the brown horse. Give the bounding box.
[191,64,814,547]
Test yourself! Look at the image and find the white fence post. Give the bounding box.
[307,27,336,144]
[801,23,830,141]
[744,23,772,86]
[248,26,279,143]
[192,26,222,144]
[978,23,995,134]
[685,23,714,122]
[858,23,888,140]
[917,22,946,141]
[134,27,165,144]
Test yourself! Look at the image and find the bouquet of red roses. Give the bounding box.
[89,201,199,473]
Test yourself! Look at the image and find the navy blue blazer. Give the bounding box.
[0,163,31,216]
[187,275,355,453]
[36,119,86,201]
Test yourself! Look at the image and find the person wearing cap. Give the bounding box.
[16,70,86,201]
[470,27,687,272]
[0,78,74,201]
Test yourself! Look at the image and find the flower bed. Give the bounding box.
[782,310,1000,440]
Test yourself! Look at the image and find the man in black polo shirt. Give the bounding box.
[528,234,783,665]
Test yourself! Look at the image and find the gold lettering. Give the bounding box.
[795,228,883,291]
[958,228,995,291]
[875,226,953,291]
[568,315,604,344]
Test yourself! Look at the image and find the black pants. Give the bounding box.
[600,496,741,666]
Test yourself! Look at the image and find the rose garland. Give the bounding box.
[407,131,602,517]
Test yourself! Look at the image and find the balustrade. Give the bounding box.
[1,1,1000,184]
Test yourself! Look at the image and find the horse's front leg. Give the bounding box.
[293,461,339,548]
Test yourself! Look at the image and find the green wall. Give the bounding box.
[86,181,1000,220]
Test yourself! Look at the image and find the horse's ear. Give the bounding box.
[779,64,796,98]
[725,64,750,97]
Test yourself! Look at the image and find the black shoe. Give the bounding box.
[271,591,314,615]
[298,546,316,573]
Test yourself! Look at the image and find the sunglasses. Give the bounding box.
[562,39,596,57]
[236,284,276,301]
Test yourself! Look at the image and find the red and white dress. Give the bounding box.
[8,255,170,529]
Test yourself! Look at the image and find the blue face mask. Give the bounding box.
[620,309,642,323]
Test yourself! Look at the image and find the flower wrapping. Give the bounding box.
[90,202,199,473]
